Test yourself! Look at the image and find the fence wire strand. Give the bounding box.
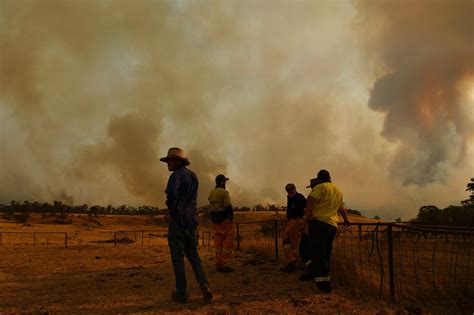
[2,220,473,311]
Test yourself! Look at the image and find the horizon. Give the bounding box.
[0,0,473,221]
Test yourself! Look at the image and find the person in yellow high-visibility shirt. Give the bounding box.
[208,174,234,272]
[300,169,350,293]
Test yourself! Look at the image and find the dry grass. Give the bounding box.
[0,213,403,314]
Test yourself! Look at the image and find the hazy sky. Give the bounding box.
[0,0,473,220]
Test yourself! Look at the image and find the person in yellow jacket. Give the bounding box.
[300,169,350,293]
[208,174,234,272]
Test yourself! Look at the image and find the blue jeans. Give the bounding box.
[168,220,209,294]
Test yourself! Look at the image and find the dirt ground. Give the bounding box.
[0,213,403,314]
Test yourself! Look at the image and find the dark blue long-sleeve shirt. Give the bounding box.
[165,166,199,227]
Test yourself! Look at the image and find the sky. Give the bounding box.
[0,0,473,220]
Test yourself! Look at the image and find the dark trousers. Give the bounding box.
[168,220,208,295]
[299,233,311,265]
[308,220,337,290]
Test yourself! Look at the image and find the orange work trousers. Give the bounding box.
[282,219,304,263]
[214,220,234,267]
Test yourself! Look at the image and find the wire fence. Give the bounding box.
[94,229,169,246]
[0,231,68,247]
[198,220,281,258]
[224,220,473,310]
[332,223,474,311]
[2,220,472,310]
[0,229,170,247]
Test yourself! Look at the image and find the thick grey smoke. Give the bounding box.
[0,0,472,218]
[357,0,474,185]
[0,0,230,206]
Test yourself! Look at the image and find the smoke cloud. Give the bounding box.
[0,0,472,219]
[356,0,474,185]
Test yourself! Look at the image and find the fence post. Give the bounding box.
[274,220,279,259]
[114,232,117,247]
[387,224,395,301]
[236,223,240,250]
[33,232,36,247]
[65,232,68,248]
[141,231,144,246]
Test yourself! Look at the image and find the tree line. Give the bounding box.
[414,178,474,226]
[0,199,363,220]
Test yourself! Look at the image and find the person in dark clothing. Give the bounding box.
[160,147,213,303]
[286,183,307,220]
[280,183,307,272]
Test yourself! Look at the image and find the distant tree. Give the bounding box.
[395,217,402,223]
[417,205,443,224]
[467,178,474,193]
[374,216,380,220]
[462,178,474,206]
[268,204,279,215]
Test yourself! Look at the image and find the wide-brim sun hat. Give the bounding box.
[159,147,190,166]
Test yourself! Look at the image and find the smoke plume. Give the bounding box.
[0,0,472,219]
[357,0,474,185]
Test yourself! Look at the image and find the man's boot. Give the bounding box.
[200,283,213,301]
[171,291,188,303]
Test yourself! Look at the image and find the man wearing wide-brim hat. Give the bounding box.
[160,147,212,303]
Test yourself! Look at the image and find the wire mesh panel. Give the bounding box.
[332,223,474,311]
[235,220,281,259]
[331,224,390,298]
[391,225,473,309]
